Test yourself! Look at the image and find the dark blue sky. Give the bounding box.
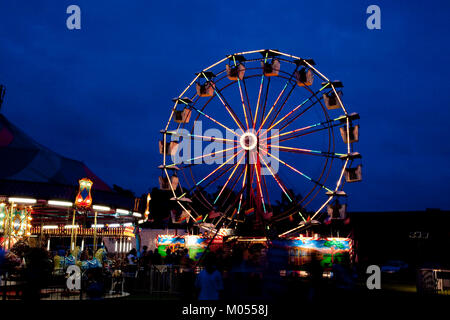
[1,0,449,211]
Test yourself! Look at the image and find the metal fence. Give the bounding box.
[131,265,199,297]
[1,264,198,300]
[417,268,450,295]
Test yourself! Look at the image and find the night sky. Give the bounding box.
[1,0,449,212]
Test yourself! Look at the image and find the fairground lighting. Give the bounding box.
[42,225,58,229]
[48,200,73,207]
[116,208,130,215]
[8,197,37,204]
[93,205,110,211]
[64,225,80,229]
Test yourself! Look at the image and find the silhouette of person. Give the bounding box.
[195,253,223,300]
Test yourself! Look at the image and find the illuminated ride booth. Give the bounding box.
[156,229,231,261]
[155,229,352,273]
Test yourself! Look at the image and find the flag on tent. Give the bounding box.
[244,208,255,216]
[179,210,191,223]
[171,209,191,224]
[207,210,222,219]
[194,215,202,223]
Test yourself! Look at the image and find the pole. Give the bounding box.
[93,211,98,252]
[7,203,13,250]
[70,208,76,251]
[74,226,78,253]
[39,221,44,247]
[255,151,263,230]
[245,151,251,211]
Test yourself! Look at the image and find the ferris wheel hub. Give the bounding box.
[240,131,258,151]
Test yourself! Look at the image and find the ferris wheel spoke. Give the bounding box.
[260,166,271,211]
[214,153,245,205]
[166,145,240,168]
[258,153,293,203]
[232,56,250,131]
[257,66,299,135]
[242,78,255,129]
[261,83,297,135]
[261,113,345,144]
[262,149,334,193]
[277,127,331,144]
[253,52,270,126]
[257,80,295,135]
[262,83,329,135]
[200,72,245,132]
[236,164,248,216]
[219,165,246,218]
[167,131,238,145]
[190,104,240,138]
[273,80,330,134]
[189,95,215,131]
[276,97,324,134]
[194,149,244,188]
[252,151,267,213]
[214,86,246,132]
[198,162,239,194]
[277,122,339,144]
[258,77,271,131]
[223,187,246,228]
[268,144,345,159]
[179,150,244,199]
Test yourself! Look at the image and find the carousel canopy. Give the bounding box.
[0,114,138,212]
[0,114,110,191]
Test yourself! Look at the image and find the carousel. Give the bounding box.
[0,92,148,298]
[0,177,150,299]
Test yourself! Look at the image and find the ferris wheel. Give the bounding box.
[159,49,361,237]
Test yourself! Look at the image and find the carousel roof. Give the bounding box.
[0,113,110,191]
[0,114,138,212]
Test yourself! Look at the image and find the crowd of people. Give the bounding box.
[122,241,358,302]
[0,240,359,301]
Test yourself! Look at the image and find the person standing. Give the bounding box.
[195,253,223,300]
[127,248,137,265]
[152,248,162,265]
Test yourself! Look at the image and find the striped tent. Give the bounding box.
[0,114,110,191]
